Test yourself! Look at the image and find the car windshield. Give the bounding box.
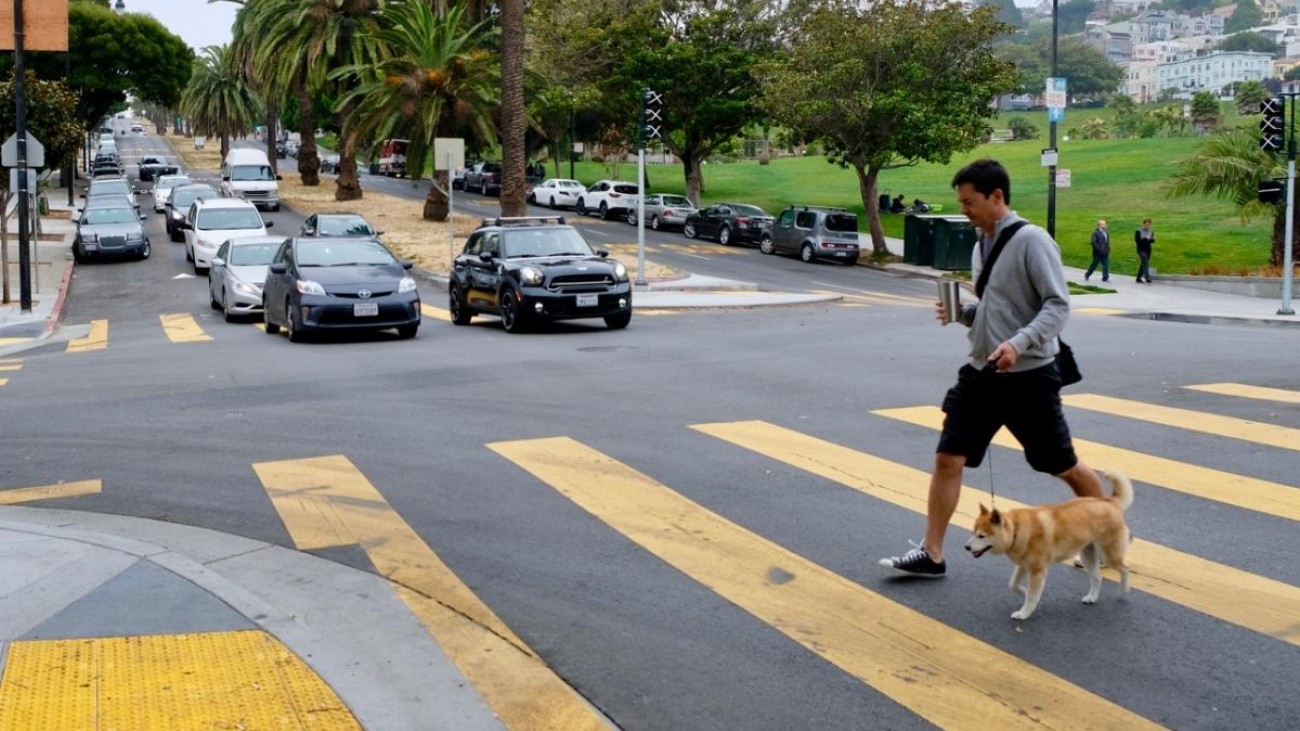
[173,187,218,208]
[730,204,768,217]
[197,209,264,230]
[157,177,191,191]
[501,228,594,258]
[317,216,372,236]
[83,207,137,225]
[90,181,130,196]
[231,164,274,182]
[661,195,692,207]
[296,239,395,267]
[228,242,280,266]
[825,214,858,233]
[559,181,583,189]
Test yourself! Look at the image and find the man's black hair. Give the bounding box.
[951,159,1011,205]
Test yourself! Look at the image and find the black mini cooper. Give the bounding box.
[449,217,633,332]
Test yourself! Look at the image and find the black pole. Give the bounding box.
[1047,0,1058,240]
[15,0,32,313]
[66,50,73,205]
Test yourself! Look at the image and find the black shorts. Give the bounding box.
[936,363,1078,475]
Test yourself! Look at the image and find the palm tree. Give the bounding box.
[246,0,387,196]
[179,45,263,160]
[499,0,527,216]
[333,2,498,220]
[1167,126,1290,267]
[226,0,284,175]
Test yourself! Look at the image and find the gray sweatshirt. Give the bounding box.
[959,212,1069,372]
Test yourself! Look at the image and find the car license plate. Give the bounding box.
[354,302,379,317]
[83,243,98,251]
[835,251,847,257]
[576,294,598,307]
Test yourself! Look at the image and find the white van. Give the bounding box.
[221,148,281,211]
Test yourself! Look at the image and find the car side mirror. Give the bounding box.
[374,230,384,236]
[276,174,283,181]
[479,252,494,263]
[139,213,146,221]
[211,257,225,268]
[597,249,610,258]
[401,259,414,270]
[269,263,287,274]
[221,175,230,182]
[79,192,85,198]
[264,221,274,228]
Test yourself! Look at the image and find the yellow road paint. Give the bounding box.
[489,436,1160,731]
[0,359,23,371]
[0,629,360,730]
[693,420,1300,647]
[66,320,108,353]
[159,313,212,343]
[0,338,33,347]
[875,406,1300,522]
[1064,393,1300,452]
[1073,307,1128,316]
[420,303,451,322]
[0,378,6,386]
[0,480,101,505]
[253,455,609,731]
[1184,382,1300,405]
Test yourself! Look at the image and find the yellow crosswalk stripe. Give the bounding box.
[159,313,213,343]
[67,320,108,353]
[0,358,23,371]
[1063,394,1300,452]
[420,303,451,322]
[875,406,1300,523]
[814,289,931,307]
[0,480,102,504]
[1184,382,1300,405]
[253,455,610,731]
[692,420,1300,648]
[489,436,1161,730]
[0,338,33,347]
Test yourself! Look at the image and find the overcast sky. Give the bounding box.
[125,0,239,53]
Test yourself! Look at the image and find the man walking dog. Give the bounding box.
[879,159,1105,578]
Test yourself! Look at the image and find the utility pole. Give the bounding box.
[15,0,32,313]
[1047,0,1059,239]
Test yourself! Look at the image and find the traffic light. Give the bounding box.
[640,88,662,148]
[1261,97,1285,153]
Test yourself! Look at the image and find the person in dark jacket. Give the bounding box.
[1134,218,1154,283]
[1084,219,1110,283]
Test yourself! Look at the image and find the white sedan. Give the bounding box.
[152,174,192,213]
[527,178,585,209]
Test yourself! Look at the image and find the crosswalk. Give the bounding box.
[0,358,20,387]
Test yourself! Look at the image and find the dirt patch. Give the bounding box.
[165,133,677,280]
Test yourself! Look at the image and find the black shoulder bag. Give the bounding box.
[974,221,1082,386]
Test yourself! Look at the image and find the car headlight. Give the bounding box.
[232,280,258,295]
[80,232,98,244]
[613,262,628,282]
[169,209,183,221]
[398,276,418,293]
[296,279,326,296]
[520,266,544,286]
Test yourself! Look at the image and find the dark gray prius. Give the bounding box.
[261,236,421,342]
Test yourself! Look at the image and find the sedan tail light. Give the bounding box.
[735,217,749,225]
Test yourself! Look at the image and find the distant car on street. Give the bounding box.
[625,193,697,231]
[299,213,381,239]
[760,205,860,265]
[137,155,179,182]
[683,202,774,246]
[208,235,282,322]
[528,178,585,209]
[464,161,503,195]
[575,180,638,220]
[182,197,272,273]
[73,195,149,263]
[166,183,221,241]
[151,174,193,213]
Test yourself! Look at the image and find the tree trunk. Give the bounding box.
[334,132,363,201]
[297,76,320,187]
[220,132,230,161]
[682,154,705,205]
[854,160,888,255]
[423,169,451,221]
[498,0,528,217]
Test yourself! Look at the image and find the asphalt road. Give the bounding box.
[11,125,1300,730]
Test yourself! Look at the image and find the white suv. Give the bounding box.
[183,198,272,273]
[575,180,639,220]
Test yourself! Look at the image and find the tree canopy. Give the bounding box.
[1217,31,1279,55]
[997,36,1125,99]
[1225,2,1265,35]
[0,72,82,171]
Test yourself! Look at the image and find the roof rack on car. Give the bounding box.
[478,216,567,228]
[786,204,849,212]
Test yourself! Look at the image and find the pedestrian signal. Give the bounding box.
[1261,97,1285,153]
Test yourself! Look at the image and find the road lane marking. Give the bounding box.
[0,630,361,730]
[0,480,102,505]
[66,319,108,353]
[420,303,451,322]
[0,338,32,347]
[1063,394,1300,452]
[1074,307,1129,316]
[253,455,610,731]
[811,289,930,307]
[1184,383,1300,405]
[489,436,1160,731]
[875,406,1300,523]
[159,313,213,343]
[692,420,1300,648]
[0,359,22,371]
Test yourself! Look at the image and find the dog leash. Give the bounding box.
[987,448,998,509]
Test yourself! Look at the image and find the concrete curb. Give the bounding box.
[42,254,75,338]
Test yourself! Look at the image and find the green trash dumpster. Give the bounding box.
[931,216,977,271]
[903,214,950,266]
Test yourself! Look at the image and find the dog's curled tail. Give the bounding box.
[1099,469,1134,512]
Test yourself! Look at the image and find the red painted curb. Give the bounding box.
[43,256,75,337]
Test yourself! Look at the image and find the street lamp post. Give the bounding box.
[1047,0,1059,239]
[113,0,125,13]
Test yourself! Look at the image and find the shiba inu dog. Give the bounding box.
[964,470,1133,620]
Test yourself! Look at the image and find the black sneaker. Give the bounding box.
[879,541,945,578]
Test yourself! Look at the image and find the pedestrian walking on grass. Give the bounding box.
[1085,220,1110,282]
[1135,218,1154,283]
[878,159,1105,578]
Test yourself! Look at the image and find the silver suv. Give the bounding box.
[760,205,860,265]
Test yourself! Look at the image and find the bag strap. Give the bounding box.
[974,220,1028,299]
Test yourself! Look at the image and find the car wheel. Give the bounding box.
[185,243,193,262]
[801,243,816,263]
[527,192,535,204]
[140,241,151,260]
[650,215,661,231]
[194,259,205,275]
[604,310,632,330]
[626,210,637,226]
[718,226,732,246]
[286,301,306,342]
[169,226,180,243]
[73,247,85,264]
[210,288,221,310]
[759,235,775,255]
[263,298,280,334]
[549,196,557,210]
[449,285,472,326]
[500,289,528,333]
[599,202,609,220]
[576,199,588,217]
[396,323,419,339]
[684,223,697,239]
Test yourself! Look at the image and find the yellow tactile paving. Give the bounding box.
[0,630,361,730]
[67,319,108,353]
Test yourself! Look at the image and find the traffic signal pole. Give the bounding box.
[1283,96,1296,316]
[635,88,661,287]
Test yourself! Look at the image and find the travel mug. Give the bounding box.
[938,281,961,323]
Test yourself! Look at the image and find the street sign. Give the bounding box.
[194,136,206,150]
[434,137,465,171]
[1041,148,1058,167]
[0,0,69,52]
[1056,169,1071,188]
[1045,77,1067,109]
[8,168,36,193]
[1049,107,1064,123]
[1,133,45,168]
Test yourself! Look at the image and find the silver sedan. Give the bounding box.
[625,193,698,231]
[208,235,282,322]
